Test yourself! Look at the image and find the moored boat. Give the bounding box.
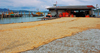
[31,12,44,17]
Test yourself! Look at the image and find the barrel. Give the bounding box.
[85,15,89,17]
[65,12,69,17]
[70,14,74,17]
[59,13,62,17]
[62,12,66,17]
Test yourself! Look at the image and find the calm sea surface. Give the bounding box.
[0,12,100,24]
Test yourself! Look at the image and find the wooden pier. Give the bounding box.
[0,14,23,18]
[97,15,100,18]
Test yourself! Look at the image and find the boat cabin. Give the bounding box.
[47,5,95,17]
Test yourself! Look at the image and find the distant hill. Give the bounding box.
[0,8,31,12]
[0,8,49,13]
[0,8,8,12]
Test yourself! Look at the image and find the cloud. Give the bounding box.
[0,0,100,11]
[0,0,43,10]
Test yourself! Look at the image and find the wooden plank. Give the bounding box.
[38,17,57,20]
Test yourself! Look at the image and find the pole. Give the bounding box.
[18,12,19,17]
[2,12,3,18]
[56,1,58,18]
[8,11,10,18]
[21,11,22,15]
[44,13,45,17]
[56,9,58,18]
[56,6,58,18]
[9,15,10,18]
[13,11,15,17]
[24,12,25,17]
[96,4,99,17]
[21,11,22,17]
[6,12,7,17]
[98,9,99,16]
[29,11,30,16]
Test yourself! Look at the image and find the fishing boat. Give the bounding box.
[31,12,44,17]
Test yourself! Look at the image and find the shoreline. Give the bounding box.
[0,17,98,25]
[0,17,100,53]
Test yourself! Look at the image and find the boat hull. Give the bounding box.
[32,14,44,17]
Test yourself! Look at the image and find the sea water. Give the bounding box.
[0,16,43,24]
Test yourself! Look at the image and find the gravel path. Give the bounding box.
[21,29,100,53]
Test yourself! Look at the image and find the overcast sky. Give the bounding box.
[0,0,100,11]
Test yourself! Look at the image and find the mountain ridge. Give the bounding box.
[0,8,49,13]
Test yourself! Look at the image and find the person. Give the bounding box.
[59,13,62,17]
[46,13,52,18]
